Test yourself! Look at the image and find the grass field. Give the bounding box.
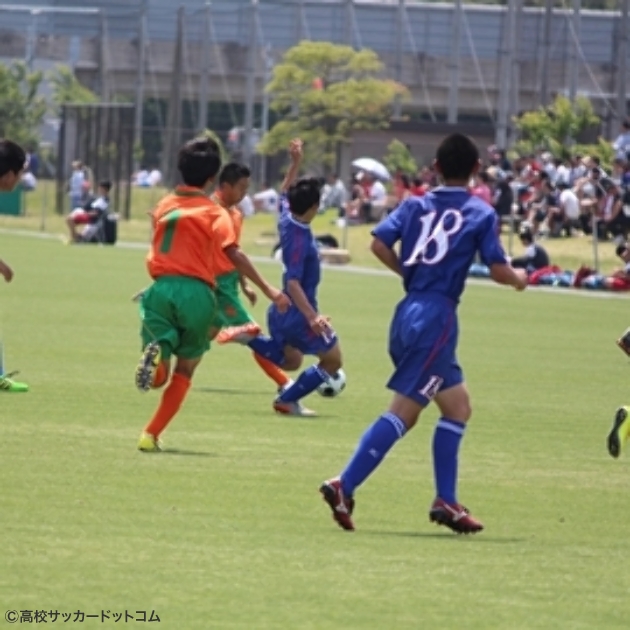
[1,232,630,629]
[0,180,624,274]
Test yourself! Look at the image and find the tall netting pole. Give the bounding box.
[447,0,462,124]
[616,0,629,125]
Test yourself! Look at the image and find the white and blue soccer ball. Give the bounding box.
[317,369,347,398]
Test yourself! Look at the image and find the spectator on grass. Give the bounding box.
[253,183,279,214]
[598,178,626,244]
[66,180,111,243]
[68,160,86,211]
[471,171,492,204]
[492,171,514,219]
[613,119,630,161]
[510,224,550,272]
[573,243,630,291]
[319,173,348,216]
[557,182,581,236]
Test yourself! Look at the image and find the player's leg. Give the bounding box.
[428,372,483,534]
[273,340,341,417]
[320,390,422,531]
[215,272,291,390]
[138,278,216,451]
[607,406,630,458]
[136,282,180,393]
[139,355,203,452]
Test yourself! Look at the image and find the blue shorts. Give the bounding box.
[267,305,338,356]
[387,294,463,406]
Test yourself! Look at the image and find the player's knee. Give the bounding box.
[448,399,472,423]
[283,347,303,371]
[320,355,342,375]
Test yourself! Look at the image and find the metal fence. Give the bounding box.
[0,0,628,165]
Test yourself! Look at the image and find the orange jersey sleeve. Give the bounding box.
[147,189,223,287]
[211,207,243,277]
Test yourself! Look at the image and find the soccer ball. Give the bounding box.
[317,369,347,398]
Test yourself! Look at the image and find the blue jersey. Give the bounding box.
[372,187,507,304]
[278,193,321,310]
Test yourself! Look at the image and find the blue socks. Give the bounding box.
[340,413,407,496]
[432,417,466,504]
[247,336,286,366]
[278,365,328,403]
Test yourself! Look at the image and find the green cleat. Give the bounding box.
[0,371,29,392]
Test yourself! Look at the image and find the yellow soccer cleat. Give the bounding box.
[607,406,630,458]
[137,432,162,453]
[135,341,161,392]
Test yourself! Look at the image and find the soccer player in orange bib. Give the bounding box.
[136,137,290,452]
[208,162,292,393]
[0,139,29,392]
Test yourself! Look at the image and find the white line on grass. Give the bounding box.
[1,227,628,301]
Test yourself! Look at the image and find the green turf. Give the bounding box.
[1,233,629,629]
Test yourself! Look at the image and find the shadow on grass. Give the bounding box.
[159,448,218,458]
[360,530,526,543]
[194,387,270,396]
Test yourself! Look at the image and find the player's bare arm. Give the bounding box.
[490,263,528,291]
[239,273,257,306]
[285,279,331,336]
[370,237,402,277]
[0,258,14,283]
[225,246,291,311]
[280,139,303,193]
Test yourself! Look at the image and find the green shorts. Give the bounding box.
[212,270,254,329]
[140,276,217,361]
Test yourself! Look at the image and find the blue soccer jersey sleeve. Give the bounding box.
[371,200,409,248]
[477,212,508,267]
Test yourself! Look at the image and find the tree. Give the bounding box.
[513,95,602,160]
[383,139,417,176]
[258,41,408,172]
[48,65,98,110]
[0,61,47,147]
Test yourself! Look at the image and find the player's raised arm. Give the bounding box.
[478,213,528,291]
[280,139,303,193]
[0,258,14,283]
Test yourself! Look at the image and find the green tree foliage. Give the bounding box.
[0,61,47,147]
[513,95,603,159]
[383,139,417,176]
[202,128,229,166]
[48,65,98,110]
[259,41,408,172]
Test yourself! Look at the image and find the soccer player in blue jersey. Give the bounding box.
[218,139,342,417]
[320,133,528,534]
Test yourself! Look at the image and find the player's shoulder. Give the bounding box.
[460,194,496,225]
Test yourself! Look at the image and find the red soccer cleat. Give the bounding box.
[319,478,355,531]
[429,498,484,534]
[216,323,261,345]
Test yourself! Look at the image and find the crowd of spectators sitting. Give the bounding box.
[324,120,630,247]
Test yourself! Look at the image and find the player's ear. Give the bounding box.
[432,158,441,176]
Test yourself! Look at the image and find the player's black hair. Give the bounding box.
[0,139,26,178]
[400,174,411,189]
[616,243,628,257]
[435,133,479,181]
[219,162,251,186]
[287,177,321,216]
[99,180,112,192]
[177,136,222,187]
